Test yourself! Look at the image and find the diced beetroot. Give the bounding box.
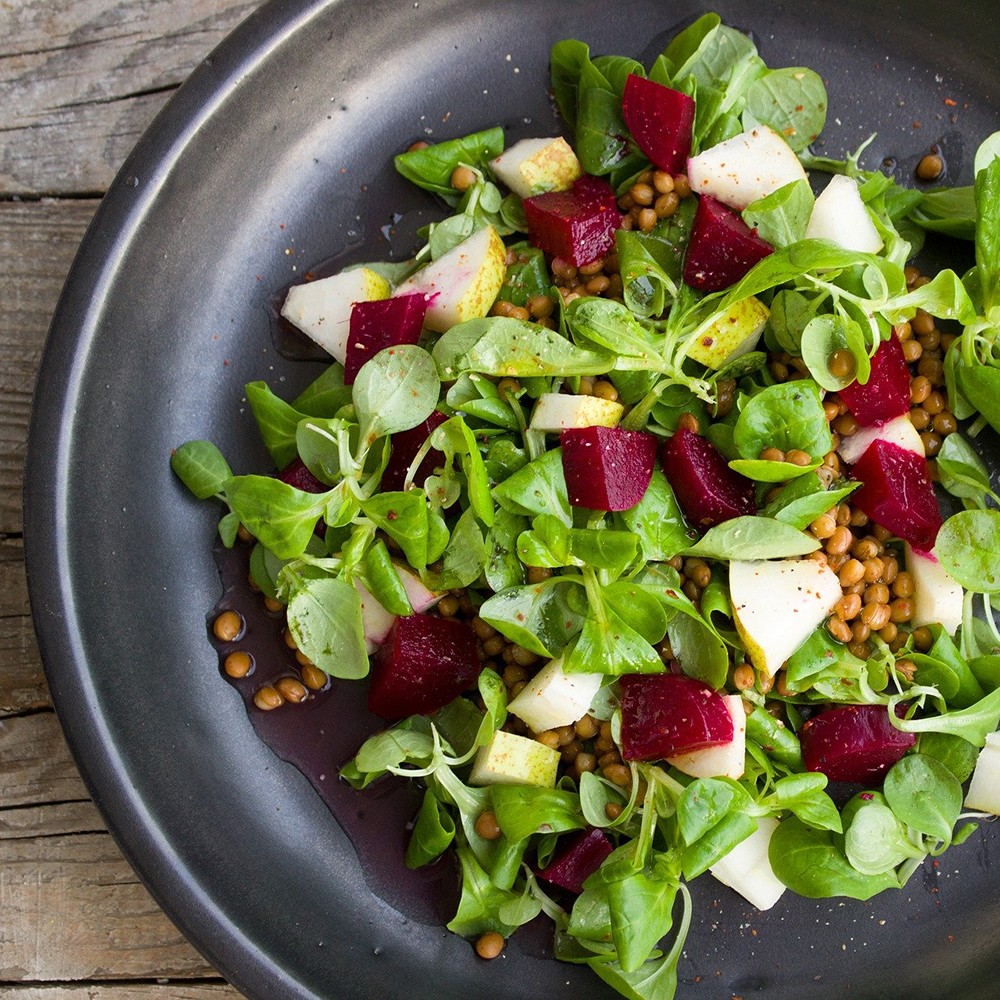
[344,292,428,385]
[523,175,622,267]
[619,674,734,761]
[279,457,327,493]
[660,426,756,529]
[621,74,695,175]
[536,828,614,895]
[367,613,481,720]
[560,425,657,511]
[381,410,448,492]
[850,439,942,550]
[838,334,911,427]
[682,195,774,292]
[800,704,915,784]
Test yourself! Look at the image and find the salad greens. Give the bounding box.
[171,13,1000,1000]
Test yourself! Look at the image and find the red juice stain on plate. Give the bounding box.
[208,540,458,926]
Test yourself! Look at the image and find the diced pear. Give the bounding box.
[805,174,884,254]
[837,413,924,466]
[686,296,769,369]
[529,393,624,432]
[491,136,582,198]
[965,731,1000,814]
[667,695,747,780]
[687,127,808,211]
[730,559,842,678]
[709,816,786,910]
[906,543,964,634]
[507,656,604,733]
[394,225,506,333]
[280,267,390,364]
[354,565,443,653]
[469,730,560,788]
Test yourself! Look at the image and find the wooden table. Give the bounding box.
[2,2,264,995]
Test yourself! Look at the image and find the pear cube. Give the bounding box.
[709,816,786,910]
[906,543,964,634]
[507,655,604,733]
[394,225,507,333]
[491,136,582,198]
[686,296,769,369]
[837,413,924,466]
[730,559,842,678]
[280,267,390,363]
[965,732,1000,814]
[529,393,624,433]
[805,174,884,254]
[469,730,560,788]
[687,126,808,211]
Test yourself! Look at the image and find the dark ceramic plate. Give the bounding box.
[24,1,1000,997]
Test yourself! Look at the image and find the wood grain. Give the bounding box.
[0,0,259,196]
[3,1,269,993]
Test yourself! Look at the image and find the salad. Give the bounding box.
[172,13,1000,1000]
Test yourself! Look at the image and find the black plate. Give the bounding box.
[23,1,1000,997]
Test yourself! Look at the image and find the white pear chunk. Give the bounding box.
[730,559,843,678]
[280,267,390,363]
[710,816,786,910]
[491,136,582,198]
[906,543,964,634]
[965,732,1000,814]
[667,695,747,780]
[837,413,924,466]
[354,565,442,653]
[529,393,624,432]
[686,296,769,369]
[469,730,560,788]
[805,174,884,254]
[687,126,808,211]
[507,656,604,733]
[394,225,506,333]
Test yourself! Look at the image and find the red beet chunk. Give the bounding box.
[682,195,774,292]
[838,334,911,427]
[279,457,327,493]
[367,614,481,720]
[536,828,614,895]
[560,425,657,511]
[344,292,427,385]
[619,674,734,761]
[523,175,621,267]
[850,439,942,550]
[660,426,756,529]
[621,74,695,175]
[800,704,915,784]
[381,410,448,492]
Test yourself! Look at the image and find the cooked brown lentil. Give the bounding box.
[213,609,244,642]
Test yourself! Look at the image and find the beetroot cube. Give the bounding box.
[837,333,911,427]
[800,704,915,784]
[560,425,657,511]
[523,175,622,267]
[279,457,327,493]
[660,426,756,529]
[619,674,734,761]
[622,74,695,175]
[367,613,481,720]
[381,410,448,492]
[536,828,614,895]
[683,195,774,292]
[850,439,942,550]
[344,292,427,384]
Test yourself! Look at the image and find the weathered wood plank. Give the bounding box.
[1,986,239,999]
[0,0,260,196]
[0,831,219,981]
[0,712,89,809]
[0,539,50,716]
[0,800,106,842]
[0,200,98,537]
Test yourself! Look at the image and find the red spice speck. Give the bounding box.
[944,98,957,107]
